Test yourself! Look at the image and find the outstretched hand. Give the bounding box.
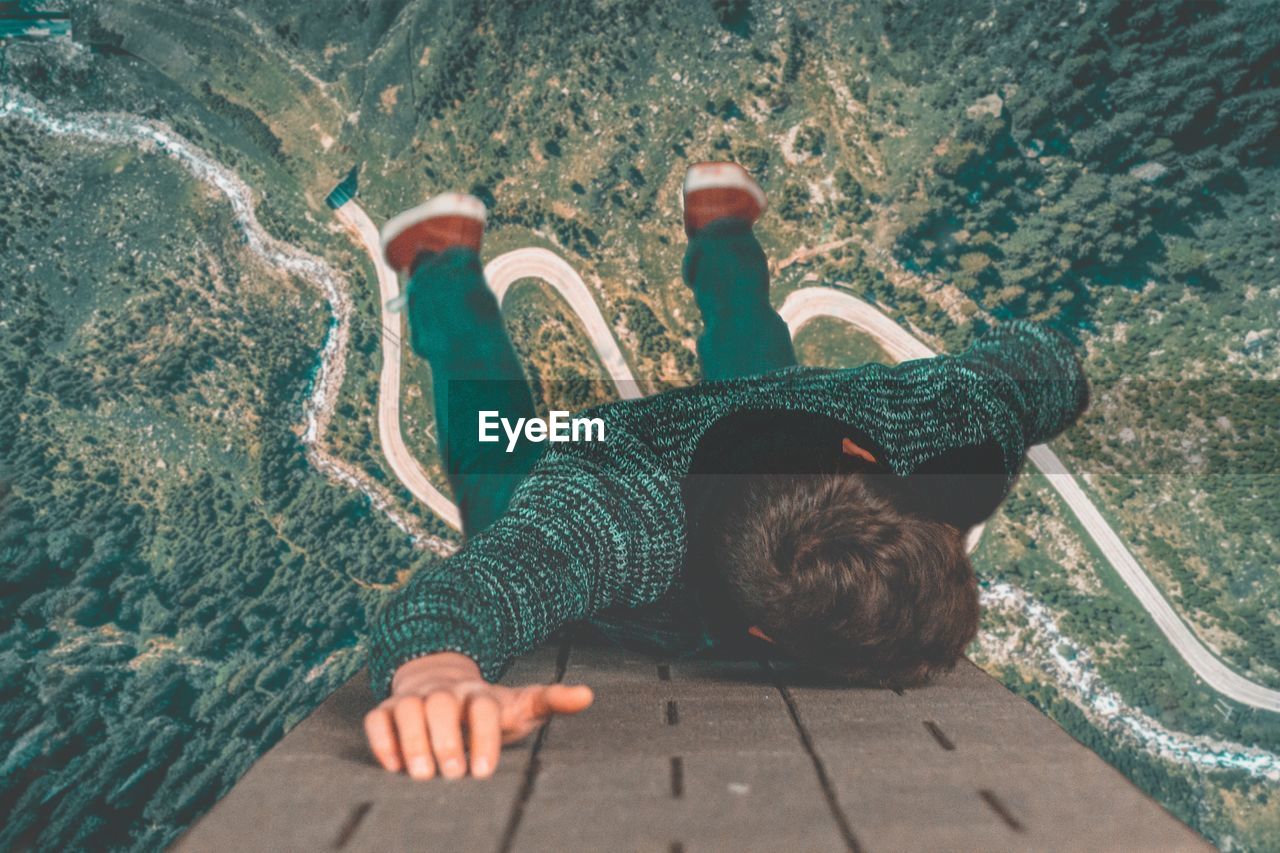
[364,652,593,780]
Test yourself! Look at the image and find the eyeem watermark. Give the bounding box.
[479,410,605,452]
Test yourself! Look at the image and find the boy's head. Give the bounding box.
[694,470,979,688]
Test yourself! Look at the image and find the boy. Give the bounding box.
[363,163,1090,780]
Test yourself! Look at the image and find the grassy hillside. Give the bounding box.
[792,318,892,368]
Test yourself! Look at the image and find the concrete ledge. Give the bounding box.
[177,641,1208,852]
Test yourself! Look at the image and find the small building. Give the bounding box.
[325,165,360,210]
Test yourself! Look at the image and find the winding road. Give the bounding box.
[485,250,642,402]
[334,204,649,530]
[335,202,463,530]
[336,198,1280,714]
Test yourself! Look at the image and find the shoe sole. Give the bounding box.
[380,192,487,270]
[682,162,767,212]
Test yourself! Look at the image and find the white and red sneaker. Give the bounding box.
[682,162,767,237]
[379,192,487,276]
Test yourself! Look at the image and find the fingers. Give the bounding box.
[529,684,595,718]
[501,684,594,737]
[549,684,595,714]
[369,683,594,779]
[425,692,466,779]
[392,697,435,780]
[467,695,502,779]
[363,707,402,773]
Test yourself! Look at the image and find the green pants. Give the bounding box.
[404,217,796,537]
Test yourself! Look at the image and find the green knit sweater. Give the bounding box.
[366,320,1089,696]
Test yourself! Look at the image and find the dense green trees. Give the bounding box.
[711,0,747,27]
[0,300,427,848]
[0,122,431,850]
[884,0,1278,324]
[868,4,1280,724]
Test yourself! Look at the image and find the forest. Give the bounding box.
[0,121,429,849]
[872,0,1280,696]
[881,0,1278,325]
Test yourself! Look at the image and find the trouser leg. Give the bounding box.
[681,218,797,380]
[404,247,542,538]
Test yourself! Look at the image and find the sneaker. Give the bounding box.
[682,162,767,237]
[380,192,487,276]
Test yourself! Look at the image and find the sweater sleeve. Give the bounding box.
[951,319,1090,450]
[365,432,685,697]
[880,320,1089,528]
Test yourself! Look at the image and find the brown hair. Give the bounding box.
[699,470,979,688]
